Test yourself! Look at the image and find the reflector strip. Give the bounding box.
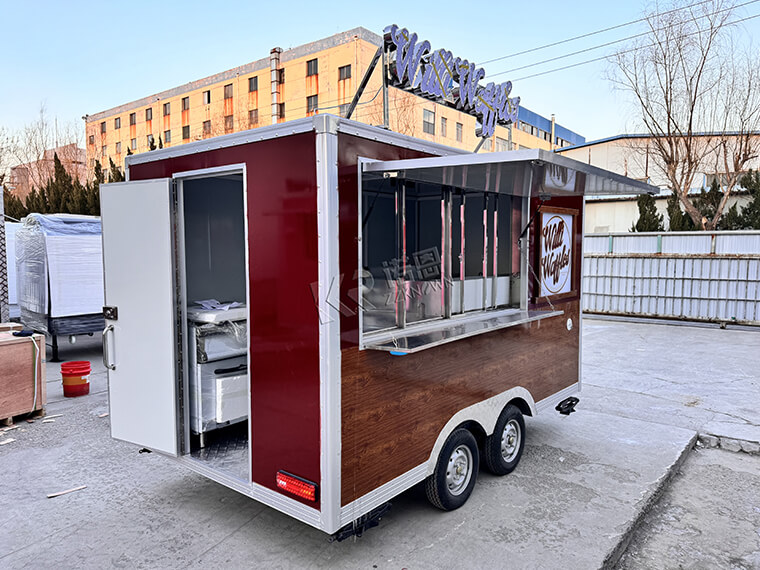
[276,471,318,502]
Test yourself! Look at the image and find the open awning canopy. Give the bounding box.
[362,148,659,197]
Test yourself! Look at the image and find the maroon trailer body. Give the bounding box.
[100,115,655,537]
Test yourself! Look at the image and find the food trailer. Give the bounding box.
[100,114,656,539]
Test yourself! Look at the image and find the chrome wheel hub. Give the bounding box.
[446,445,473,496]
[501,420,521,462]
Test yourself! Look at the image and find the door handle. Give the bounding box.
[102,324,116,371]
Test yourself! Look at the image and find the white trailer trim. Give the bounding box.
[314,114,343,534]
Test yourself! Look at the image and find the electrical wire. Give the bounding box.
[512,11,760,82]
[491,0,760,77]
[481,0,721,65]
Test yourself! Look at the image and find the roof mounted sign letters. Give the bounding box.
[384,24,520,139]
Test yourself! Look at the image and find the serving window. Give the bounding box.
[359,159,562,353]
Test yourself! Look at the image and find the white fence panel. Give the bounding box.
[583,232,760,325]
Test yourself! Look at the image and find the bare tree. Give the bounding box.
[6,105,85,199]
[610,0,760,229]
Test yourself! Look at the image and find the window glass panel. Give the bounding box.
[306,59,318,76]
[496,194,512,277]
[463,192,484,278]
[361,179,397,333]
[405,183,443,324]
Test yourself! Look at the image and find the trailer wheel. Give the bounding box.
[425,428,479,511]
[483,404,525,476]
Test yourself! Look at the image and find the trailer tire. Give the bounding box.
[425,428,479,511]
[483,404,525,476]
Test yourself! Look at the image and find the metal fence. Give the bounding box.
[583,231,760,325]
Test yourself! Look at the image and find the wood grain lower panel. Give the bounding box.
[341,301,579,506]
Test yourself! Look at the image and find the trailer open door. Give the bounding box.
[100,178,180,456]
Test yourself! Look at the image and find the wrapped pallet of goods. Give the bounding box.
[15,214,105,360]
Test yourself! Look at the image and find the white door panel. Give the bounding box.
[101,178,179,456]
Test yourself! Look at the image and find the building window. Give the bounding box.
[278,69,285,84]
[203,90,211,105]
[88,135,95,145]
[249,109,259,126]
[114,117,121,129]
[249,76,258,92]
[441,117,447,138]
[495,137,509,152]
[483,138,492,151]
[115,142,121,154]
[456,122,463,142]
[423,109,435,135]
[339,64,351,80]
[164,129,171,143]
[129,112,136,126]
[163,102,171,116]
[306,95,318,114]
[101,145,107,157]
[339,103,350,117]
[278,102,285,120]
[182,125,190,139]
[100,121,106,134]
[147,134,154,147]
[224,115,234,133]
[224,84,233,99]
[145,108,153,121]
[306,58,318,77]
[182,97,190,111]
[203,120,211,136]
[130,138,137,150]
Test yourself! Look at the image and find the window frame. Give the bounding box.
[114,117,121,129]
[306,58,318,77]
[129,112,136,126]
[163,102,171,116]
[338,64,351,81]
[306,94,318,114]
[182,96,190,111]
[182,125,190,140]
[203,90,211,105]
[423,109,435,135]
[164,129,171,143]
[145,108,153,121]
[224,83,233,100]
[357,158,538,353]
[248,76,258,92]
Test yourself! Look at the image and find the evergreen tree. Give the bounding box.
[631,193,664,232]
[3,187,27,220]
[738,171,760,229]
[148,136,156,151]
[108,158,125,183]
[158,135,163,149]
[667,191,696,231]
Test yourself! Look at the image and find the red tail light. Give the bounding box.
[276,471,318,502]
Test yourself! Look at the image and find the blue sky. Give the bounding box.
[2,0,759,143]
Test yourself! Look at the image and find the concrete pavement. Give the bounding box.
[0,318,758,568]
